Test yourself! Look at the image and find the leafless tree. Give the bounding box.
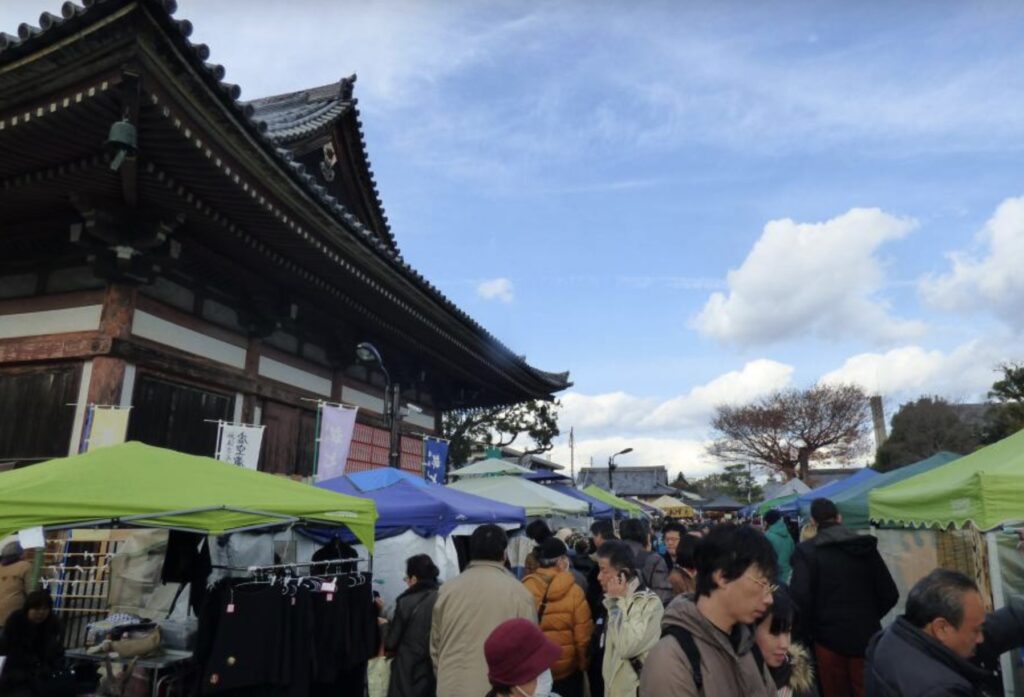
[707,384,871,481]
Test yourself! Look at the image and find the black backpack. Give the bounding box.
[662,625,704,695]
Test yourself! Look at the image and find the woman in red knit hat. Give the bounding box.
[484,618,562,697]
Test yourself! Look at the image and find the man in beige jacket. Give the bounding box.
[431,524,537,697]
[640,524,778,697]
[0,542,32,629]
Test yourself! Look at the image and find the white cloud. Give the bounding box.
[921,195,1024,329]
[819,339,1016,401]
[693,208,924,346]
[559,359,793,436]
[549,436,720,481]
[476,277,515,303]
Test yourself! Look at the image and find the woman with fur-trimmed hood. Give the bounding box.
[753,588,819,697]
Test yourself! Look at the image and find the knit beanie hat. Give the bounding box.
[485,619,561,686]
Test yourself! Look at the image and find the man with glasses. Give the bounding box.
[640,524,778,696]
[790,498,898,697]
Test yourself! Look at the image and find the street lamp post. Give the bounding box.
[355,342,400,468]
[607,447,633,494]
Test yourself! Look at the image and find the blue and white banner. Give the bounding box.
[424,438,449,484]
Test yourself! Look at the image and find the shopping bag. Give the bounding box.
[366,656,392,697]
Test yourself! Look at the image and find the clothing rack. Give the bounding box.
[210,556,373,574]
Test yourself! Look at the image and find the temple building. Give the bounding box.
[0,0,569,475]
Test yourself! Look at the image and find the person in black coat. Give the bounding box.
[384,554,441,697]
[789,499,898,697]
[866,568,1024,696]
[0,590,69,697]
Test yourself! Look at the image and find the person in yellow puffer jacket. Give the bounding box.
[523,537,593,697]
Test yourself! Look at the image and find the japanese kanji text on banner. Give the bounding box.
[215,423,265,470]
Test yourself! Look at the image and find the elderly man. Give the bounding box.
[866,569,1024,696]
[523,537,593,697]
[431,524,537,697]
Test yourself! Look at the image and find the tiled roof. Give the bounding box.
[0,0,570,397]
[577,466,678,497]
[244,76,399,254]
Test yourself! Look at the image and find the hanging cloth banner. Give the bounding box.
[215,423,265,470]
[84,406,131,452]
[424,438,450,484]
[315,404,358,482]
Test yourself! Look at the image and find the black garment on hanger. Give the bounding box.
[161,530,211,615]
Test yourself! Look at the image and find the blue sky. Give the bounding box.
[5,0,1024,476]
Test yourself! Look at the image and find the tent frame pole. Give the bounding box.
[986,531,1016,697]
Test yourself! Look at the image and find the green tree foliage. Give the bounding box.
[874,396,981,472]
[690,464,764,503]
[983,362,1024,444]
[670,471,691,490]
[442,399,560,469]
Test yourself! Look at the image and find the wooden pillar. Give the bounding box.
[241,337,261,423]
[85,284,136,405]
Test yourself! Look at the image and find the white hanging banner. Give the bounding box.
[84,405,131,452]
[315,404,358,482]
[215,423,265,470]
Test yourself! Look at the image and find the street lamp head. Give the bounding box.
[355,341,383,366]
[616,447,634,456]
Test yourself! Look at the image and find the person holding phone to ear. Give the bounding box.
[597,541,663,697]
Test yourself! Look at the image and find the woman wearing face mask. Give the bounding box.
[752,588,818,697]
[484,618,561,697]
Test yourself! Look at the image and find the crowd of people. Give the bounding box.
[3,507,1024,697]
[378,499,1024,697]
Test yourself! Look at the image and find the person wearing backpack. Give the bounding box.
[620,519,674,605]
[639,524,778,697]
[596,540,664,697]
[522,537,593,697]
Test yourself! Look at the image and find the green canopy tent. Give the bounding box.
[870,430,1024,530]
[833,452,960,529]
[0,442,378,549]
[582,485,645,515]
[756,493,798,517]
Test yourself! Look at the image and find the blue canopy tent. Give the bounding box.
[788,468,881,518]
[317,474,526,540]
[543,483,615,520]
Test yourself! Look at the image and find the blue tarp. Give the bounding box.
[317,474,526,540]
[544,483,615,520]
[786,468,881,517]
[346,468,428,491]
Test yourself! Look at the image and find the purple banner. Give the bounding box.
[315,404,358,482]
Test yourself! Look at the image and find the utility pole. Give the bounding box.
[569,427,575,483]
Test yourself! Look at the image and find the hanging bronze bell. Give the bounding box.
[105,119,137,171]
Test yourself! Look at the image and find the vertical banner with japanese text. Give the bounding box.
[424,438,450,484]
[315,404,358,482]
[84,406,131,452]
[215,423,265,470]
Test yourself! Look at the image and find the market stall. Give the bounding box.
[581,485,646,518]
[789,467,881,518]
[869,430,1024,696]
[646,495,696,519]
[0,442,379,696]
[316,470,527,605]
[830,452,959,529]
[542,483,615,520]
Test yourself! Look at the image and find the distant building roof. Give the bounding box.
[577,465,679,497]
[499,446,565,471]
